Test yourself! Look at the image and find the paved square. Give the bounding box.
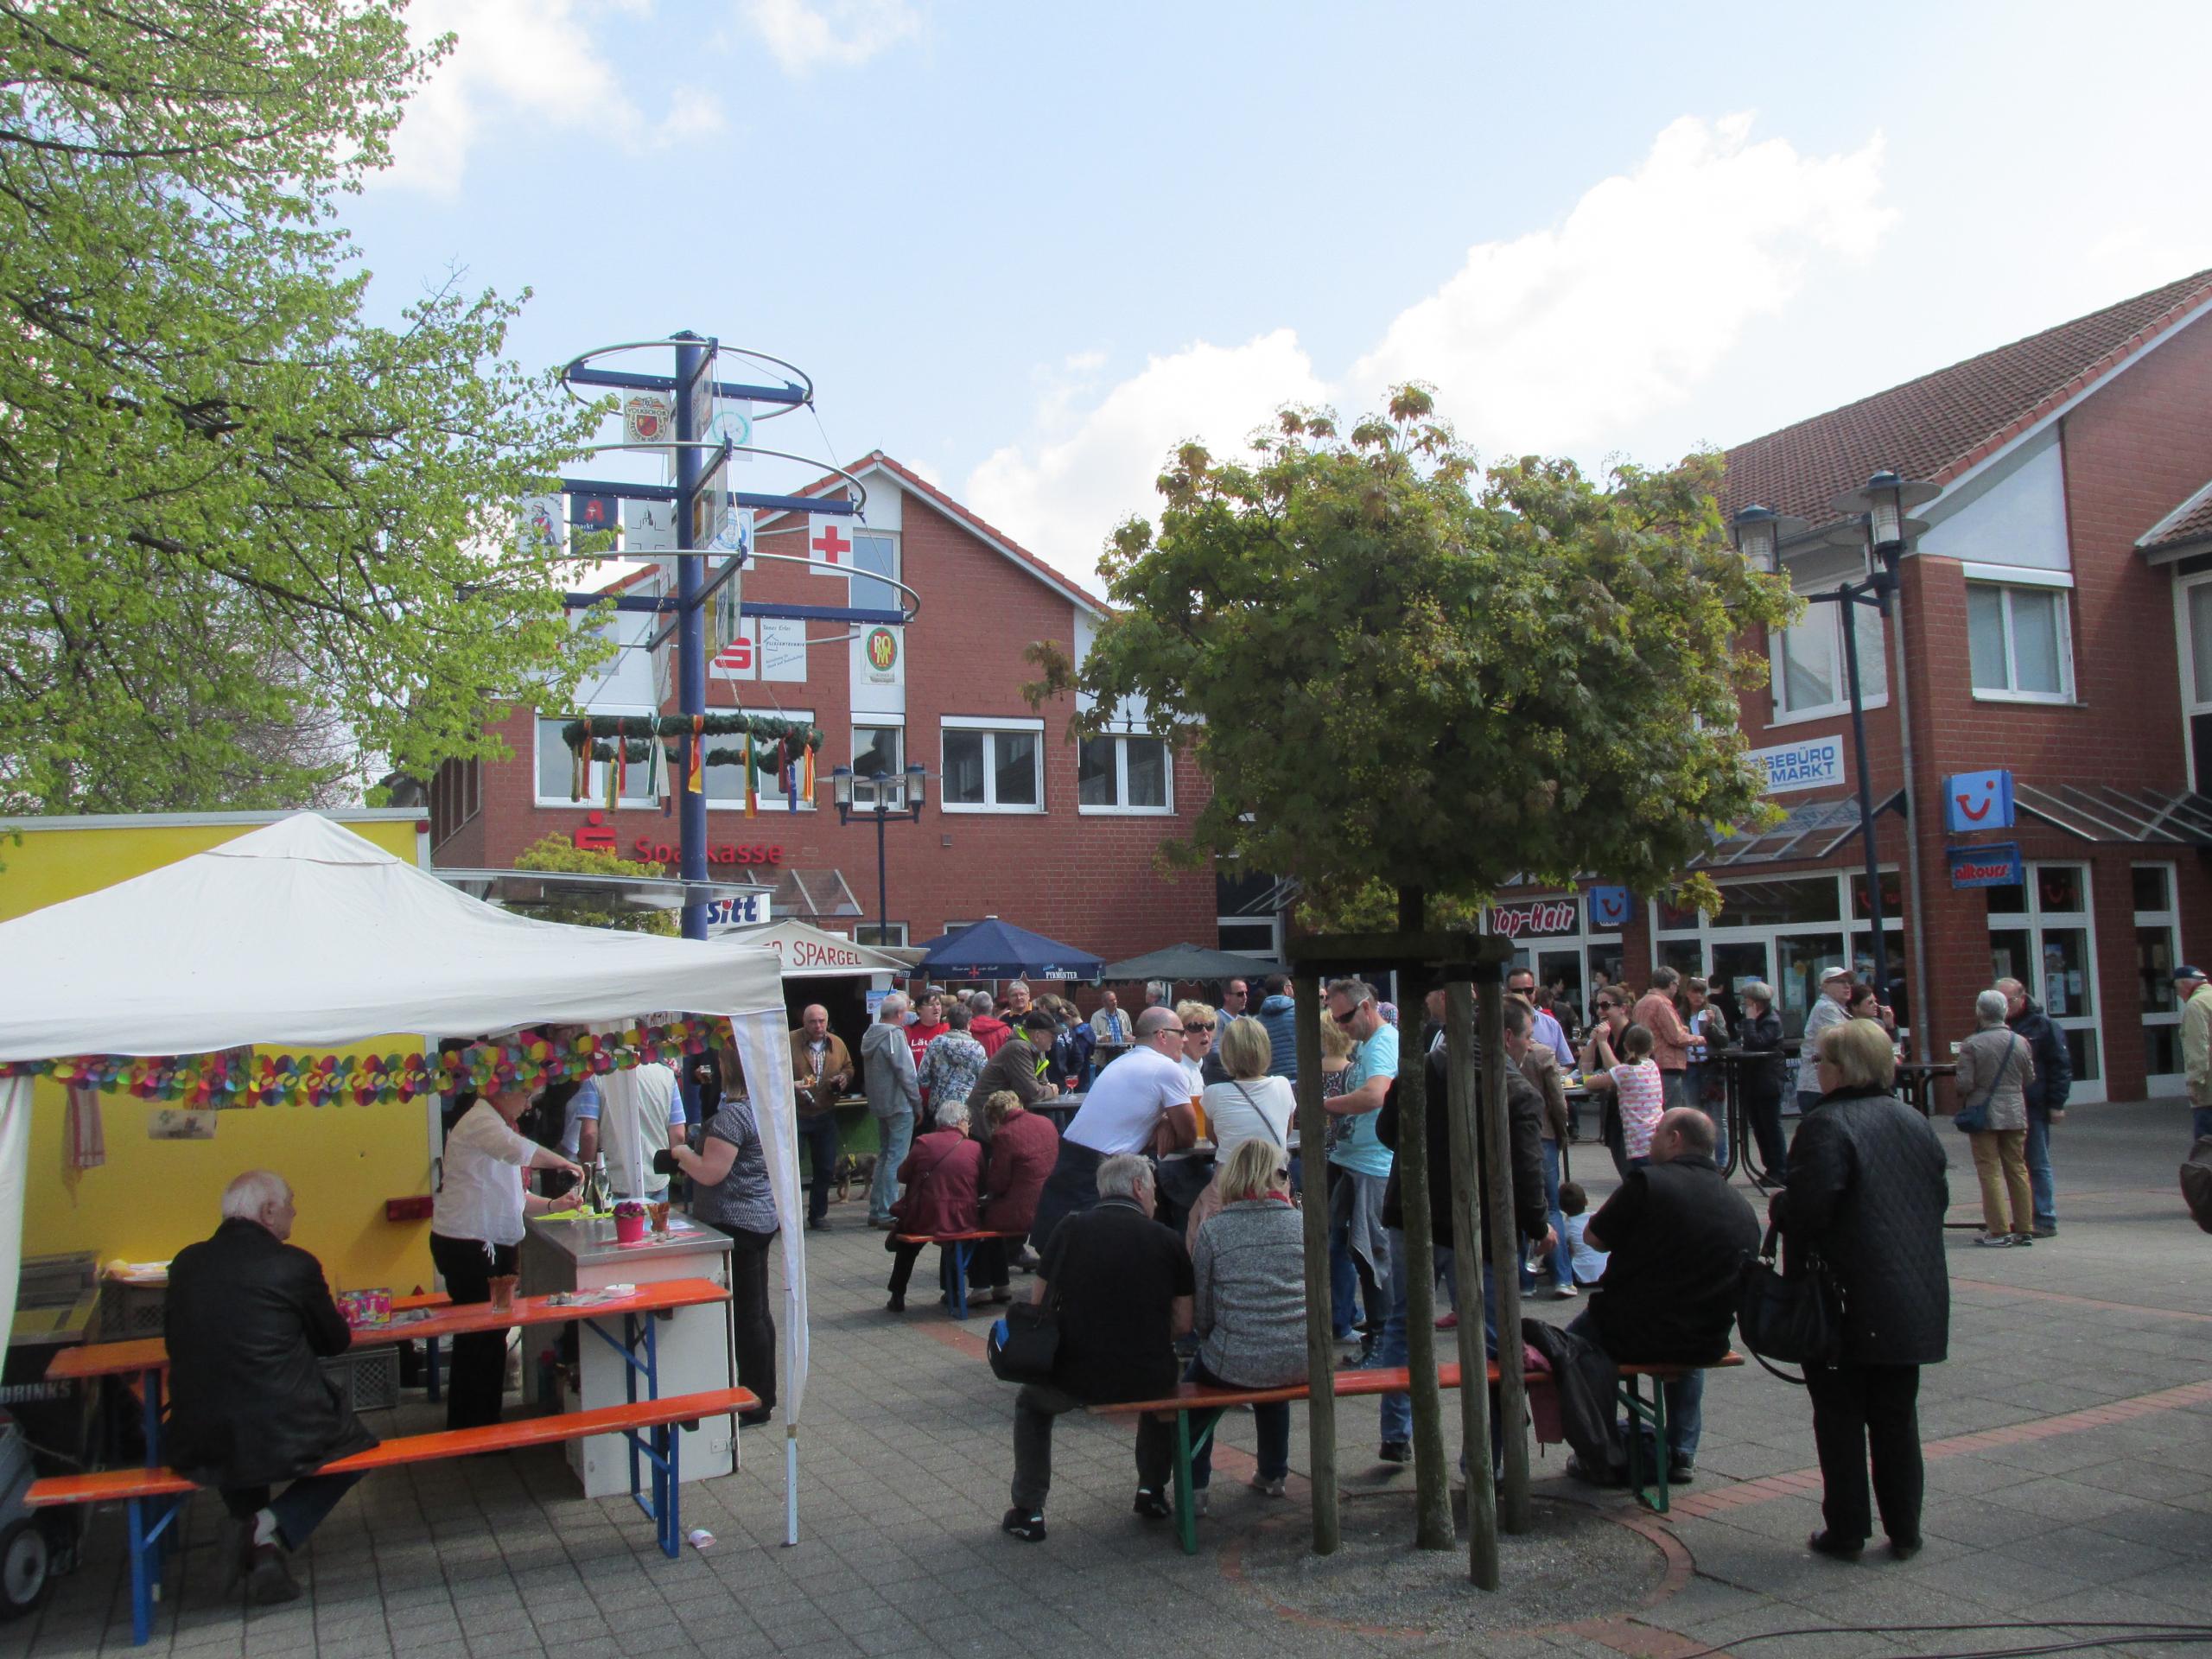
[11,1100,2212,1658]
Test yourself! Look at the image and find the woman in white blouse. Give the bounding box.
[430,1077,582,1429]
[1202,1017,1295,1151]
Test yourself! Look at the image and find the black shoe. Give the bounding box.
[245,1545,301,1605]
[1133,1487,1171,1520]
[2031,1225,2056,1238]
[1565,1455,1626,1488]
[1377,1440,1410,1464]
[738,1407,774,1428]
[1001,1508,1047,1542]
[808,1217,830,1231]
[1668,1458,1695,1484]
[886,1294,905,1313]
[1808,1529,1865,1560]
[1888,1535,1923,1561]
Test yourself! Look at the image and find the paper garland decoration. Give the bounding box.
[3,1017,735,1110]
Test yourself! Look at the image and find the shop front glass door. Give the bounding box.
[1775,933,1845,1039]
[1988,862,2102,1100]
[1709,941,1770,1033]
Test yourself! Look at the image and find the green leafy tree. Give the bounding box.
[0,0,610,814]
[1031,385,1797,1554]
[511,834,677,937]
[1033,388,1796,916]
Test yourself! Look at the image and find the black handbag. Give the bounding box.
[1736,1219,1840,1383]
[987,1298,1060,1386]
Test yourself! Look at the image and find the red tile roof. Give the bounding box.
[2141,479,2212,557]
[1724,269,2212,524]
[753,451,1107,613]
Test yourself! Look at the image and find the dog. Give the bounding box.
[834,1152,876,1204]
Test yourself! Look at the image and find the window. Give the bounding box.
[1967,583,2073,701]
[1077,734,1172,813]
[2177,575,2212,789]
[1989,861,2101,1096]
[941,719,1043,812]
[855,923,908,948]
[704,711,817,811]
[849,532,899,616]
[536,715,658,807]
[854,723,903,779]
[1769,602,1885,721]
[2137,862,2184,1081]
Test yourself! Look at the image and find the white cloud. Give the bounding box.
[968,115,1892,590]
[966,330,1329,585]
[740,0,920,74]
[1354,114,1892,453]
[382,0,723,195]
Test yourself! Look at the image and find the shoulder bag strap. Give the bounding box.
[1229,1080,1283,1146]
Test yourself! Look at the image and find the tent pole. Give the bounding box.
[783,1278,800,1544]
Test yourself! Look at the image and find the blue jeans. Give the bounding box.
[1567,1309,1703,1466]
[2024,1103,2055,1231]
[1376,1231,1487,1446]
[1187,1357,1290,1489]
[1541,1141,1573,1291]
[2196,1106,2212,1144]
[799,1111,842,1225]
[869,1110,912,1224]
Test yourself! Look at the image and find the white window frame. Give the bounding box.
[703,709,817,814]
[1987,861,2105,1103]
[855,922,909,948]
[2172,570,2212,791]
[851,718,907,808]
[2135,861,2186,1092]
[1766,602,1889,728]
[1077,733,1174,817]
[535,709,659,808]
[939,715,1046,815]
[1967,581,2076,704]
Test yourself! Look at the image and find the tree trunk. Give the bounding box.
[1445,979,1497,1588]
[1478,969,1532,1532]
[1293,973,1338,1554]
[1393,889,1452,1548]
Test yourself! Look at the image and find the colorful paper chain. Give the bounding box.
[2,1018,734,1109]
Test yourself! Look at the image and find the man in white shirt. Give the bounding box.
[1027,1007,1194,1251]
[592,1060,683,1202]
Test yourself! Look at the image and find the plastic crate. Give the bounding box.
[97,1280,166,1340]
[319,1348,400,1413]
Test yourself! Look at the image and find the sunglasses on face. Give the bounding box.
[1186,1021,1215,1033]
[1332,1007,1360,1026]
[1160,1027,1185,1038]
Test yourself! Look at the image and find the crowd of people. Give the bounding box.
[171,951,2202,1600]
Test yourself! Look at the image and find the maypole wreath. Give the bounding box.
[559,714,823,811]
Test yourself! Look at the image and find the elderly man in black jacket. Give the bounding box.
[1369,995,1552,1461]
[167,1171,377,1605]
[1998,976,2071,1237]
[1772,1016,1948,1560]
[1571,1106,1758,1484]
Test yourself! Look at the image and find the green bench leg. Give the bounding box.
[1618,1375,1671,1514]
[1170,1408,1225,1555]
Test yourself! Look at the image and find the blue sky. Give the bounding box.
[340,0,2212,588]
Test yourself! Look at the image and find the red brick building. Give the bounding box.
[1503,268,2212,1104]
[427,453,1217,969]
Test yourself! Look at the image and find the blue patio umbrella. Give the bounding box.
[916,917,1103,982]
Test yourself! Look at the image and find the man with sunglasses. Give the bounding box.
[1325,979,1398,1362]
[1025,1007,1196,1254]
[1508,968,1576,1069]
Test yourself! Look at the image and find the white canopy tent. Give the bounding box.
[0,814,817,1541]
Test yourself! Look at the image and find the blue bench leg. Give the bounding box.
[426,1337,442,1403]
[127,1497,150,1646]
[950,1244,970,1319]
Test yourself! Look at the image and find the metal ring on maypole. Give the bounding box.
[558,338,816,422]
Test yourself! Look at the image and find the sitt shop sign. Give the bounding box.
[1750,736,1845,795]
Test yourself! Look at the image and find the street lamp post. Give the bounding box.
[1734,471,1939,1017]
[831,762,928,946]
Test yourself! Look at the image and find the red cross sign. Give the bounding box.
[809,516,851,567]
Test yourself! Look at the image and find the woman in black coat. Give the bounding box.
[1770,1016,1948,1561]
[1734,981,1789,1183]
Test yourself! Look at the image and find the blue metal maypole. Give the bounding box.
[673,334,710,940]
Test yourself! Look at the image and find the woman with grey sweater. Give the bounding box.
[1955,988,2037,1247]
[1187,1138,1306,1510]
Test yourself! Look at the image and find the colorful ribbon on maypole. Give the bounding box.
[687,715,705,794]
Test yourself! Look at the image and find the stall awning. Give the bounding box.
[724,919,911,978]
[1685,793,1904,869]
[2014,783,2212,844]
